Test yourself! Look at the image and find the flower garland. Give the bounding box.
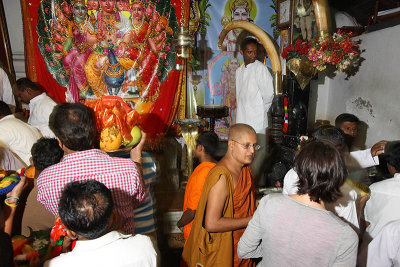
[281,30,360,72]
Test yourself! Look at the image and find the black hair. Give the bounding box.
[50,103,95,151]
[15,78,40,92]
[31,138,64,171]
[58,180,113,240]
[295,141,347,203]
[0,101,11,117]
[312,126,345,148]
[240,37,259,52]
[196,131,219,158]
[382,143,400,172]
[335,113,360,127]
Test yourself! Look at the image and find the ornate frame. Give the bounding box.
[277,0,293,29]
[0,0,15,78]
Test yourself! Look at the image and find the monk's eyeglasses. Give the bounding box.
[231,140,261,151]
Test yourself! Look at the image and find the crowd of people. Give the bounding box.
[0,27,398,267]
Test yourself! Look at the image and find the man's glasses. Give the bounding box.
[231,140,261,151]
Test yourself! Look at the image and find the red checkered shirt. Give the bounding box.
[37,149,145,234]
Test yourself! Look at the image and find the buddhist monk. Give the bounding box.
[181,123,257,267]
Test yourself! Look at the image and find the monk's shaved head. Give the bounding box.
[228,124,256,141]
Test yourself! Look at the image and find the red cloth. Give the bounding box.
[182,162,216,243]
[36,149,145,234]
[21,0,185,141]
[233,166,256,267]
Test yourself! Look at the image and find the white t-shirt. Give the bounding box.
[28,93,57,138]
[0,67,15,106]
[44,231,157,267]
[235,60,274,134]
[0,115,42,165]
[367,219,400,267]
[365,173,400,239]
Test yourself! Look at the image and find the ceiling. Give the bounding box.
[329,0,400,26]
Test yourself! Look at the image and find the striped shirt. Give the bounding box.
[133,152,158,234]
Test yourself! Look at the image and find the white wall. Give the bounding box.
[310,24,400,147]
[3,0,25,78]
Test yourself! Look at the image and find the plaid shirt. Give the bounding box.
[37,149,145,234]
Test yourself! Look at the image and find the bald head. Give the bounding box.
[228,123,256,141]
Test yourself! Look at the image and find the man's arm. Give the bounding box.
[348,140,387,169]
[177,208,196,229]
[204,175,251,232]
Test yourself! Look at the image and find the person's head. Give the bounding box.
[335,113,360,138]
[72,1,87,23]
[382,143,400,176]
[86,0,99,10]
[194,132,219,161]
[240,38,258,66]
[31,138,64,174]
[0,101,12,118]
[312,126,345,152]
[131,1,145,21]
[58,180,113,240]
[15,78,42,104]
[50,103,95,152]
[295,141,347,203]
[227,123,258,165]
[99,0,116,15]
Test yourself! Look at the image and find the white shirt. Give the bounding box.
[283,167,360,230]
[365,173,400,239]
[0,115,42,165]
[367,219,400,267]
[28,93,57,138]
[235,60,274,134]
[0,67,15,106]
[44,231,157,267]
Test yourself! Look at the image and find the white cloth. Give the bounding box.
[283,167,360,229]
[28,93,57,138]
[44,231,157,267]
[346,149,379,171]
[0,115,41,165]
[365,173,400,239]
[367,219,400,267]
[235,60,274,134]
[0,67,15,106]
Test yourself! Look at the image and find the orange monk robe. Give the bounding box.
[181,165,256,267]
[233,166,256,267]
[182,161,216,244]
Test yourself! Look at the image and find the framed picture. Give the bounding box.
[277,0,293,29]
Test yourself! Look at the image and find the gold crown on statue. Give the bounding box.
[230,0,250,12]
[131,0,144,5]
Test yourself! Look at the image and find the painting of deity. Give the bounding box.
[292,0,317,41]
[196,0,274,138]
[36,0,177,103]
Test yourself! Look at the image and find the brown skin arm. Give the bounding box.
[370,140,387,157]
[204,175,251,232]
[177,208,196,229]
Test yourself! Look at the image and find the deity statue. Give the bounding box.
[84,0,131,97]
[62,0,93,102]
[117,0,171,101]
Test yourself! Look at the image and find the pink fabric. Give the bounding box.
[37,149,145,234]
